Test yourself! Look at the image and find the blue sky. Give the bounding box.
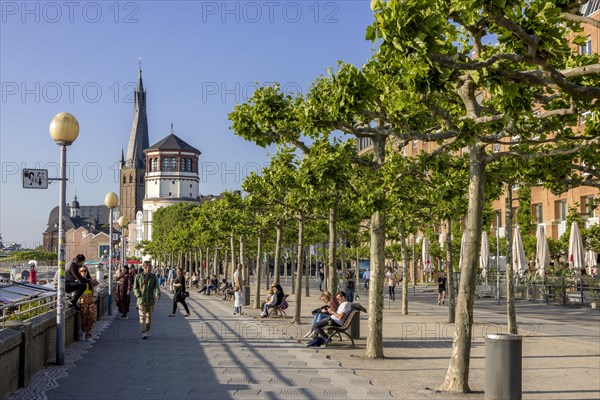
[0,1,376,248]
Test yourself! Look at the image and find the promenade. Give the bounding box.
[6,280,600,400]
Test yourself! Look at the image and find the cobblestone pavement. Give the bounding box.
[9,288,394,400]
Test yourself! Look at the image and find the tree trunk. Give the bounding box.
[505,183,518,334]
[446,219,456,323]
[274,223,283,285]
[398,224,409,315]
[322,241,328,291]
[265,252,270,290]
[305,245,310,297]
[341,233,347,285]
[213,246,218,279]
[254,231,263,309]
[239,235,247,284]
[230,233,237,281]
[439,144,486,392]
[292,212,305,324]
[366,135,386,359]
[328,203,338,293]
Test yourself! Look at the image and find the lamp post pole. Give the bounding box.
[496,213,501,306]
[412,234,416,296]
[49,112,79,366]
[118,216,129,278]
[104,193,119,315]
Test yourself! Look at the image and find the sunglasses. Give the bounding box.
[80,269,88,273]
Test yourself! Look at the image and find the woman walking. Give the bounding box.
[78,266,97,341]
[116,265,133,319]
[170,268,190,317]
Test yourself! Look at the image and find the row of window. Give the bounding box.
[122,174,144,184]
[148,157,196,172]
[495,196,597,228]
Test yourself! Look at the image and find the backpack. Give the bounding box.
[280,300,289,310]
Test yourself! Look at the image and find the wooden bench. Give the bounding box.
[324,310,358,348]
[566,292,592,306]
[476,285,494,299]
[268,295,289,318]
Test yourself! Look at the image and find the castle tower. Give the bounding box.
[120,64,150,223]
[142,129,201,241]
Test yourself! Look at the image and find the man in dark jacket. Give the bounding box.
[65,254,98,311]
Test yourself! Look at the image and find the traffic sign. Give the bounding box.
[22,169,48,189]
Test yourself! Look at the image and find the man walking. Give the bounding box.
[133,261,161,339]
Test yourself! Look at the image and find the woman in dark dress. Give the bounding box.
[170,267,191,317]
[116,265,133,319]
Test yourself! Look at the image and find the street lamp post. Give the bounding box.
[49,112,79,366]
[104,192,119,315]
[118,216,129,273]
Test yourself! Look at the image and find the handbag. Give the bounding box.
[180,290,189,299]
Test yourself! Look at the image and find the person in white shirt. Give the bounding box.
[308,291,351,347]
[233,263,243,315]
[363,269,370,291]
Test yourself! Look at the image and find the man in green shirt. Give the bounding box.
[133,261,161,339]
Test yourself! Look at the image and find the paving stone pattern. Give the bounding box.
[9,290,394,400]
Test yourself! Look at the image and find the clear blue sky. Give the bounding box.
[0,0,376,248]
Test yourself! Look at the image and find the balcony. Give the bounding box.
[586,217,599,228]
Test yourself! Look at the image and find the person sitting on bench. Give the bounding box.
[65,254,98,311]
[260,284,284,318]
[308,291,351,347]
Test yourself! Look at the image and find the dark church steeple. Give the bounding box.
[120,61,150,223]
[124,60,149,169]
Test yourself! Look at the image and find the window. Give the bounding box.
[580,110,592,125]
[412,139,418,149]
[558,200,567,222]
[495,211,502,228]
[162,157,176,171]
[180,158,185,171]
[492,143,501,153]
[81,208,87,218]
[535,204,543,223]
[586,196,597,218]
[579,36,592,55]
[187,159,192,172]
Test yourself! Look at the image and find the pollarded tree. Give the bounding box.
[369,0,600,392]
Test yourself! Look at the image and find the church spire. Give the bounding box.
[125,61,149,168]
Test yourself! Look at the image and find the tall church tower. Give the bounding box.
[120,64,150,223]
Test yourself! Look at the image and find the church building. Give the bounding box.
[118,67,202,259]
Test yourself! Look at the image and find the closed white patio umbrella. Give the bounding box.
[585,249,598,277]
[422,236,432,281]
[512,226,528,280]
[535,225,550,280]
[568,221,585,274]
[480,232,489,282]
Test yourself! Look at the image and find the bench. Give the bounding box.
[268,295,289,318]
[476,285,495,299]
[324,310,358,348]
[566,291,592,306]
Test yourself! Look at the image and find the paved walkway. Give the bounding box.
[9,286,393,400]
[7,279,600,400]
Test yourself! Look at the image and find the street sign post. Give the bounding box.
[22,169,48,189]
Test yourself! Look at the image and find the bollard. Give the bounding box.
[244,286,251,306]
[485,334,522,400]
[349,311,360,339]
